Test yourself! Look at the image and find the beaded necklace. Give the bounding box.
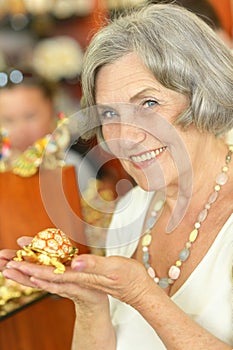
[142,145,233,289]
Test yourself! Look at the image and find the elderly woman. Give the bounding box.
[1,4,233,350]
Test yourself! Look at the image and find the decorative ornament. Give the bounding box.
[32,36,83,82]
[0,114,71,177]
[107,0,146,10]
[14,228,78,274]
[52,0,95,18]
[0,128,11,172]
[81,178,116,255]
[0,271,43,317]
[142,145,233,289]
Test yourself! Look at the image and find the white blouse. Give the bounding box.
[106,186,233,349]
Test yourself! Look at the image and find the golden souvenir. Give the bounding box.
[14,228,78,274]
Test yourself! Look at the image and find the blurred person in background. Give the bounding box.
[0,68,96,193]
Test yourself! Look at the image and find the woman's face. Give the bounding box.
[0,85,54,152]
[96,53,193,192]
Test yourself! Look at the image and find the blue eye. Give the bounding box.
[98,107,119,122]
[102,110,117,118]
[142,99,158,109]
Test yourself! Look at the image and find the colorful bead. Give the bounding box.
[189,229,198,242]
[142,246,148,252]
[222,166,228,172]
[216,172,228,185]
[143,251,150,264]
[142,233,152,246]
[153,199,165,211]
[158,278,169,289]
[168,265,180,280]
[179,248,190,262]
[198,209,208,223]
[148,266,156,279]
[208,191,218,204]
[194,222,201,229]
[146,216,157,229]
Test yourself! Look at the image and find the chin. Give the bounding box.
[132,173,166,193]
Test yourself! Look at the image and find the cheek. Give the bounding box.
[102,124,116,138]
[102,124,121,145]
[102,125,124,158]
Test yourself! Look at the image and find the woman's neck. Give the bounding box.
[164,135,230,231]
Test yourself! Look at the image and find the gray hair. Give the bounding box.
[81,3,233,138]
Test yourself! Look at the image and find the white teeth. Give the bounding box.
[131,147,166,163]
[150,151,155,158]
[141,154,147,161]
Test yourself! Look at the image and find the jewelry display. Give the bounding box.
[0,113,70,177]
[0,271,46,318]
[142,146,233,289]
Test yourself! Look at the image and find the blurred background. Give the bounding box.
[0,2,232,350]
[0,0,231,111]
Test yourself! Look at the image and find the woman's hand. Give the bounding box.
[0,236,31,269]
[3,252,153,309]
[1,240,118,350]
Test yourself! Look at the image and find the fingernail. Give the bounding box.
[6,261,18,268]
[30,277,40,287]
[2,270,10,279]
[72,260,86,271]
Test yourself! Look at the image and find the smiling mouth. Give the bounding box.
[130,146,167,163]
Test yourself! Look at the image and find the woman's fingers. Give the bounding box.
[17,236,33,247]
[0,249,17,270]
[0,236,33,269]
[0,249,16,260]
[2,266,37,288]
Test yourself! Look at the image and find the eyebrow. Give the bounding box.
[96,104,117,111]
[96,87,161,107]
[129,88,160,103]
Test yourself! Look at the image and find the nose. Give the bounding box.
[119,123,146,149]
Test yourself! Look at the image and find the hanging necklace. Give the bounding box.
[142,145,233,289]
